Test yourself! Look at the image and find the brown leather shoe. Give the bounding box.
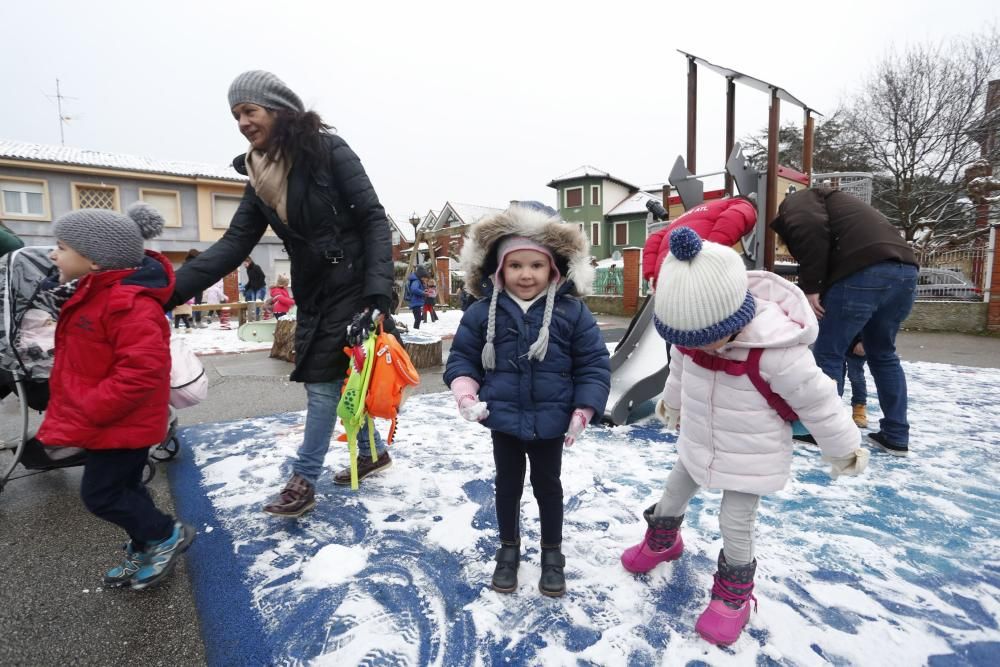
[263,474,316,517]
[333,451,393,486]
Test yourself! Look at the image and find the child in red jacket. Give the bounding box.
[269,274,295,319]
[38,203,195,591]
[642,197,757,289]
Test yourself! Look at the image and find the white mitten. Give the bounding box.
[457,395,489,422]
[824,448,870,479]
[563,409,588,447]
[655,399,680,430]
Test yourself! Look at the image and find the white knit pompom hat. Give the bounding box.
[653,226,755,347]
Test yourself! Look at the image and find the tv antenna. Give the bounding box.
[45,79,78,146]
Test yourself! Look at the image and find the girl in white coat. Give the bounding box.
[620,227,869,647]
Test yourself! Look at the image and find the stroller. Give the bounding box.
[0,246,179,495]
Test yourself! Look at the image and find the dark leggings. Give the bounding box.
[491,431,564,547]
[411,306,423,329]
[80,448,173,549]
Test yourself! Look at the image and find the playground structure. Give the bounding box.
[603,51,838,425]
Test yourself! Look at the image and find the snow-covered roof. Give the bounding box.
[430,202,504,231]
[547,165,638,190]
[607,190,662,218]
[387,214,417,243]
[0,139,246,182]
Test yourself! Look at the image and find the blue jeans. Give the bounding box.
[813,261,917,444]
[294,382,386,484]
[244,287,267,318]
[844,353,867,406]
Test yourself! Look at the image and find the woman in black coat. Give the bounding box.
[169,70,395,517]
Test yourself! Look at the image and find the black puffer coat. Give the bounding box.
[171,134,394,383]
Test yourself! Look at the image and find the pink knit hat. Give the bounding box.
[492,236,561,287]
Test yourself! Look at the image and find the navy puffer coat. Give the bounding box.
[445,280,610,441]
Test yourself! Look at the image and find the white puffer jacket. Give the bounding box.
[662,271,860,495]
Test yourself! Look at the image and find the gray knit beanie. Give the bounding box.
[228,70,305,112]
[54,202,165,270]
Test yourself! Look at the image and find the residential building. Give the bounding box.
[0,139,288,288]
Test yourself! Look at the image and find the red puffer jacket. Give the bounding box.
[269,286,295,315]
[38,251,174,450]
[642,198,757,286]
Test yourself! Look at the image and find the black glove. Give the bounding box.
[368,295,391,318]
[346,308,375,347]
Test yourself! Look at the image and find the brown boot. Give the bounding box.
[333,451,393,486]
[852,404,868,428]
[262,474,316,517]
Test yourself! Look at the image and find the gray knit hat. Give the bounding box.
[54,203,165,270]
[228,70,305,112]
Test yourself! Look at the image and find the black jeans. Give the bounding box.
[80,448,173,549]
[411,306,423,329]
[491,431,563,547]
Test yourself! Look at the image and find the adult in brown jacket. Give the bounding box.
[770,187,918,456]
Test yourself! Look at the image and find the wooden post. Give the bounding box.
[725,77,736,196]
[803,110,815,185]
[435,256,450,305]
[764,87,781,271]
[686,56,698,175]
[622,247,641,315]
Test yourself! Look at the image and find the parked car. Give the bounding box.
[916,268,982,301]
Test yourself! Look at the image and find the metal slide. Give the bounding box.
[602,295,669,425]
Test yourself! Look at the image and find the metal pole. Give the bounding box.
[686,56,698,174]
[764,87,780,271]
[985,223,996,303]
[725,77,735,196]
[56,78,65,146]
[803,109,815,185]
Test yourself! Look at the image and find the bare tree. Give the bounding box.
[843,28,1000,242]
[741,111,874,174]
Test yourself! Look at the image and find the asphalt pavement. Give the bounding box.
[2,318,999,665]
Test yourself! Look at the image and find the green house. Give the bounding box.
[547,166,663,261]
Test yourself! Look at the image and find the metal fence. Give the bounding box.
[592,266,624,295]
[812,172,873,204]
[915,245,991,301]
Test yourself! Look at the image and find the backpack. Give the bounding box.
[675,346,798,422]
[169,337,208,408]
[365,321,420,444]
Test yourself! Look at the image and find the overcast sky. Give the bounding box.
[2,0,997,221]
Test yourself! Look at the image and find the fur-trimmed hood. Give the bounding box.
[459,205,594,298]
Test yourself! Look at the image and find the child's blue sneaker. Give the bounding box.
[131,522,196,591]
[103,542,145,588]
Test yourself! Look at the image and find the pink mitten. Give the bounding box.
[451,376,488,422]
[563,408,594,447]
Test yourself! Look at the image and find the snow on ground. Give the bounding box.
[398,308,464,339]
[179,360,1000,665]
[170,319,273,355]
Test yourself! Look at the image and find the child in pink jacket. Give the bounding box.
[621,227,868,647]
[269,274,295,319]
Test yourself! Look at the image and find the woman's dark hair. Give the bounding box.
[266,109,335,165]
[184,248,201,262]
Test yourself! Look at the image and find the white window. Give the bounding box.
[0,179,49,220]
[72,183,120,211]
[391,230,401,245]
[212,194,242,229]
[564,187,583,208]
[614,221,628,246]
[590,222,601,247]
[591,185,601,206]
[139,189,182,228]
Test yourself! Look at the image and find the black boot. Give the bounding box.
[492,542,520,593]
[539,546,566,597]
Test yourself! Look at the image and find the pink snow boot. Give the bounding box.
[620,504,684,573]
[695,551,758,646]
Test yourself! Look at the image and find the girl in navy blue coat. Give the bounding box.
[444,205,610,598]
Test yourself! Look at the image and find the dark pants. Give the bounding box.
[193,293,203,323]
[174,315,192,329]
[492,431,564,547]
[80,448,173,549]
[813,261,917,444]
[844,352,868,406]
[411,306,423,329]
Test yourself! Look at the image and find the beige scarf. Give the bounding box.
[245,148,292,223]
